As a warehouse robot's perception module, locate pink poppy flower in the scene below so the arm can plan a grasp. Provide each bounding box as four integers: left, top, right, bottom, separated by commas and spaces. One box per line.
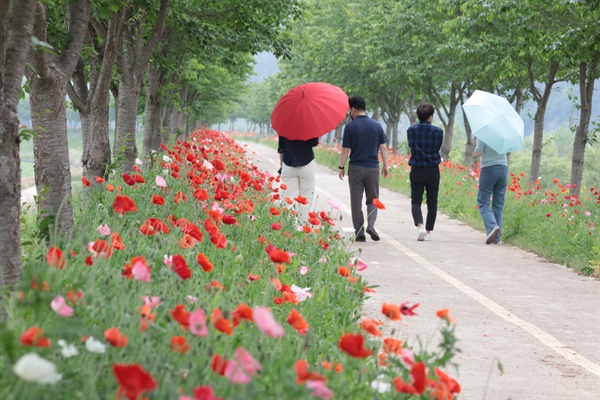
328, 198, 343, 211
224, 347, 262, 384
96, 224, 111, 235
253, 307, 285, 338
306, 379, 334, 400
141, 296, 162, 308
155, 175, 167, 187
299, 266, 309, 275
163, 255, 173, 266
51, 295, 74, 317
186, 295, 198, 304
291, 285, 313, 302
189, 309, 209, 337
585, 211, 592, 217
135, 158, 144, 165
132, 261, 151, 283
350, 257, 368, 271
203, 160, 214, 170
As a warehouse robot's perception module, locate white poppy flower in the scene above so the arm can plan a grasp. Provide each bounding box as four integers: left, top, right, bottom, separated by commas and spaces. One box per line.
85, 337, 106, 354
57, 340, 79, 358
13, 352, 62, 384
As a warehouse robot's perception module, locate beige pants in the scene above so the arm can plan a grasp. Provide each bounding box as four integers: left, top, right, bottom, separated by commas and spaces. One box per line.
281, 160, 316, 223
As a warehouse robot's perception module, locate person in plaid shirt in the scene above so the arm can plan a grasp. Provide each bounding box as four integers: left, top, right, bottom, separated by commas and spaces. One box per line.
407, 103, 444, 241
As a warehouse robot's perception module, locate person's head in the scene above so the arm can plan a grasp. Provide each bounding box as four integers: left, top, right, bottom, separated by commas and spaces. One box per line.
416, 103, 435, 122
348, 96, 366, 120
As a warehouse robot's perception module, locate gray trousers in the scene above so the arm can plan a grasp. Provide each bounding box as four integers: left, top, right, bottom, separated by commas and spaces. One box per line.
348, 164, 380, 236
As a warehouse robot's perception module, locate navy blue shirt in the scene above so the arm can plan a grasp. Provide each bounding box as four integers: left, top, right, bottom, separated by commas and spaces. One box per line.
278, 136, 319, 167
407, 121, 443, 168
342, 115, 387, 168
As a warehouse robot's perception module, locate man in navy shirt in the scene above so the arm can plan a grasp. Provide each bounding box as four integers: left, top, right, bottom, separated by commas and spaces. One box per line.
407, 103, 443, 241
338, 96, 389, 242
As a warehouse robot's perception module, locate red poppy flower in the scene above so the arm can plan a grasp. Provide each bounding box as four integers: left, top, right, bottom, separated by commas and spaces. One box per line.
287, 309, 309, 335
383, 337, 403, 355
338, 333, 373, 358
20, 326, 51, 347
211, 354, 228, 376
95, 176, 105, 183
174, 190, 187, 203
338, 266, 351, 277
393, 377, 418, 395
410, 362, 427, 394
172, 254, 192, 280
182, 221, 203, 242
212, 158, 225, 170
106, 183, 115, 192
433, 368, 461, 397
46, 246, 66, 269
294, 195, 308, 205
122, 173, 136, 186
232, 303, 254, 326
194, 188, 210, 201
400, 302, 420, 316
373, 198, 386, 209
132, 173, 145, 183
113, 195, 138, 215
170, 335, 190, 354
89, 239, 112, 258
112, 363, 157, 400
197, 253, 214, 272
268, 248, 290, 263
105, 327, 128, 348
178, 234, 196, 249
294, 360, 326, 384
269, 207, 281, 216
271, 223, 281, 230
211, 309, 233, 335
361, 318, 384, 336
82, 176, 91, 187
382, 303, 402, 321
222, 215, 237, 225
110, 232, 126, 250
170, 304, 190, 330
151, 194, 165, 205
436, 308, 456, 322
85, 255, 93, 266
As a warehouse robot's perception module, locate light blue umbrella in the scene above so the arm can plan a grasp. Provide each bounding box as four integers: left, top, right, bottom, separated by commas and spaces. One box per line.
462, 90, 524, 154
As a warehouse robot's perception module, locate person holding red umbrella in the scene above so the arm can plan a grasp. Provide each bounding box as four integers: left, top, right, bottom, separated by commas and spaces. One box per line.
338, 95, 389, 242
278, 136, 319, 222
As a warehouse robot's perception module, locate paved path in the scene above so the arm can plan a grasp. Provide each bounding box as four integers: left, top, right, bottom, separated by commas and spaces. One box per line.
242, 141, 600, 400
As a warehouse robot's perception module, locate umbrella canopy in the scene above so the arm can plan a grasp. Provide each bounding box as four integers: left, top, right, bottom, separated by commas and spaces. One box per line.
462, 90, 524, 154
271, 82, 348, 141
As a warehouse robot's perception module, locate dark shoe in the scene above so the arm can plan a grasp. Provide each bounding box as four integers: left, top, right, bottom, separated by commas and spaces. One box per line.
486, 226, 500, 244
366, 227, 380, 241
354, 235, 366, 242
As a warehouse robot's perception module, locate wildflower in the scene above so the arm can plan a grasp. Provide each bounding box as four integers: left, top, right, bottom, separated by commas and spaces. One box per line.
181, 386, 222, 400
400, 302, 420, 316
338, 266, 351, 277
132, 259, 152, 283
196, 253, 214, 272
87, 239, 112, 258
13, 353, 62, 384
383, 338, 403, 355
224, 347, 262, 384
382, 303, 402, 321
287, 309, 309, 335
268, 248, 291, 263
20, 326, 50, 347
155, 175, 167, 187
85, 337, 106, 353
110, 232, 126, 250
46, 246, 66, 269
253, 307, 285, 338
211, 354, 228, 376
112, 363, 157, 400
189, 309, 209, 337
291, 285, 313, 302
113, 194, 138, 215
328, 197, 343, 211
170, 336, 190, 354
151, 194, 165, 205
361, 318, 384, 336
50, 295, 74, 317
178, 234, 196, 249
82, 176, 91, 186
306, 380, 334, 400
295, 195, 308, 204
171, 304, 191, 330
96, 223, 111, 235
211, 309, 233, 335
436, 308, 456, 322
172, 254, 192, 280
232, 303, 254, 326
104, 327, 128, 348
338, 333, 373, 358
57, 339, 79, 358
299, 266, 309, 275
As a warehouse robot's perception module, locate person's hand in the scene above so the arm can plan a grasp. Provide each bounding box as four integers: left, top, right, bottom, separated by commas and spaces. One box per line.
338, 169, 345, 180
278, 167, 282, 176
382, 166, 389, 178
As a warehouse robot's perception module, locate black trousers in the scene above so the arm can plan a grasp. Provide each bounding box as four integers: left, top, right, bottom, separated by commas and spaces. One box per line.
409, 166, 440, 231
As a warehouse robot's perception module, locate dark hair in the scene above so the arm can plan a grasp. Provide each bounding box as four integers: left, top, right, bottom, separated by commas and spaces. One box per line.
348, 95, 366, 111
416, 103, 435, 122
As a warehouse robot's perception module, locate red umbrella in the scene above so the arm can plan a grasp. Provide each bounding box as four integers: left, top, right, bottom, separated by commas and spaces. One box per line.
270, 82, 348, 141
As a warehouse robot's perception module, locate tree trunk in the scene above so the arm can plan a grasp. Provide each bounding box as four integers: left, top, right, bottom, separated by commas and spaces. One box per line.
529, 62, 559, 183
143, 63, 161, 156
26, 0, 91, 235
570, 61, 597, 196
114, 74, 140, 172
0, 0, 37, 296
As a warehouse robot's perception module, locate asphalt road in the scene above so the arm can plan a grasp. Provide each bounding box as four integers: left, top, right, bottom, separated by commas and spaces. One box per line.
243, 140, 600, 400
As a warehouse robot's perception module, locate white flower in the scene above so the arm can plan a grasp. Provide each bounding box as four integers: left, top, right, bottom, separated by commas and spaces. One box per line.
57, 340, 79, 358
291, 285, 313, 302
85, 337, 106, 354
370, 375, 392, 393
13, 352, 62, 384
163, 155, 173, 163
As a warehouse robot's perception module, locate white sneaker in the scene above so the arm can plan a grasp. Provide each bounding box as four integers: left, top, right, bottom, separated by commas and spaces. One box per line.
486, 226, 500, 244
417, 226, 426, 241
424, 234, 432, 241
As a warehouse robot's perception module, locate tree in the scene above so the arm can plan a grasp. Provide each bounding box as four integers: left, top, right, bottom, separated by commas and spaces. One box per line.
0, 0, 37, 298
25, 0, 92, 235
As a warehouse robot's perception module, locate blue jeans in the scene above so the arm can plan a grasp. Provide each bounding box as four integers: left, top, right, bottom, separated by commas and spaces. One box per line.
477, 165, 508, 243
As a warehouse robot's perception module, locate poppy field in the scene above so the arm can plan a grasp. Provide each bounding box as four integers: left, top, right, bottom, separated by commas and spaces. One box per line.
2, 128, 461, 399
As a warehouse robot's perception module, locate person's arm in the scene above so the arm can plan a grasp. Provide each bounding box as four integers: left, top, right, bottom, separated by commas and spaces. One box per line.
307, 137, 319, 147
338, 147, 350, 180
474, 138, 483, 159
379, 144, 389, 177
